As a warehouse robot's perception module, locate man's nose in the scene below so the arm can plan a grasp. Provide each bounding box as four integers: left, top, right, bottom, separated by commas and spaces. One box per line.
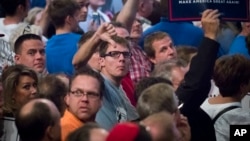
35, 52, 44, 59
83, 6, 88, 12
80, 93, 89, 102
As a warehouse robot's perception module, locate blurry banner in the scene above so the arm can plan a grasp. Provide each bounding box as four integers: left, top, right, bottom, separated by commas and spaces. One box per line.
169, 0, 249, 21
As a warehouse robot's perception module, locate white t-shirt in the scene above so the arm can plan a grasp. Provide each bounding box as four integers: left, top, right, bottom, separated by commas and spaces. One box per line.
78, 6, 111, 33
0, 117, 20, 141
201, 99, 250, 141
0, 18, 19, 42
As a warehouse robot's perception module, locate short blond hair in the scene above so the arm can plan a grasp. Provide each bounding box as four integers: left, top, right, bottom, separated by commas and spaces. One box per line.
136, 83, 178, 119
142, 112, 176, 141
24, 7, 44, 25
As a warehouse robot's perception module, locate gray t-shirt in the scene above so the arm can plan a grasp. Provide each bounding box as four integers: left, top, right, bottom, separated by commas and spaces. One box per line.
95, 74, 139, 130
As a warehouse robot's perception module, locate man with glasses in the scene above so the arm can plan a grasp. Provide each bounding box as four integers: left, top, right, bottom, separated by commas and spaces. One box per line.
61, 67, 104, 141
96, 35, 139, 130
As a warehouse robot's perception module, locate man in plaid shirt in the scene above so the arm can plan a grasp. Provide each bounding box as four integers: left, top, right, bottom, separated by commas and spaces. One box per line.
129, 40, 152, 85
125, 17, 152, 85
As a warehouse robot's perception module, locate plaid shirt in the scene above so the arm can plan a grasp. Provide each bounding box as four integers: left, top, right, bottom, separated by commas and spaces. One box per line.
130, 44, 152, 85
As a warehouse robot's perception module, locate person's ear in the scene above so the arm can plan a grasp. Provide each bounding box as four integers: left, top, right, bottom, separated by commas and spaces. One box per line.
14, 54, 20, 64
149, 57, 156, 64
138, 1, 144, 11
65, 94, 70, 106
65, 15, 72, 25
46, 126, 55, 140
99, 57, 105, 68
98, 98, 102, 110
16, 4, 24, 13
240, 84, 249, 97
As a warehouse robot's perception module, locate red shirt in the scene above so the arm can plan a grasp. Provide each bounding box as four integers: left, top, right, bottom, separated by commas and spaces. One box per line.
121, 73, 136, 107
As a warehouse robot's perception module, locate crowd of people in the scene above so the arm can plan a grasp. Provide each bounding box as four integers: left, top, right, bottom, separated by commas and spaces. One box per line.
1, 0, 250, 141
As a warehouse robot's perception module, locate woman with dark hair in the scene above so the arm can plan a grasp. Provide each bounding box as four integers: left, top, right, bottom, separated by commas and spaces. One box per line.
1, 64, 38, 140
2, 65, 38, 116
201, 54, 250, 141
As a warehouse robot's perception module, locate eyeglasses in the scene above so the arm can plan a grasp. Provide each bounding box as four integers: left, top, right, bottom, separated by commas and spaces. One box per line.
70, 89, 100, 99
101, 51, 132, 59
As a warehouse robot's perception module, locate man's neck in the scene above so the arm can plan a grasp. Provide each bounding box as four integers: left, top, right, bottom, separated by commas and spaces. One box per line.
240, 30, 248, 36
137, 12, 146, 19
55, 27, 72, 35
3, 15, 22, 25
130, 38, 139, 45
108, 76, 121, 87
101, 71, 121, 87
208, 94, 242, 104
85, 116, 96, 122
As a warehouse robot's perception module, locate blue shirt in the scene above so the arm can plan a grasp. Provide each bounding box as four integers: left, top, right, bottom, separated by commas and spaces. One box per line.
228, 35, 250, 59
30, 0, 46, 8
46, 33, 80, 76
101, 0, 123, 15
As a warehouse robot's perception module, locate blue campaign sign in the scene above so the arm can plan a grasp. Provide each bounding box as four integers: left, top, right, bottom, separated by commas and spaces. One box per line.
169, 0, 249, 21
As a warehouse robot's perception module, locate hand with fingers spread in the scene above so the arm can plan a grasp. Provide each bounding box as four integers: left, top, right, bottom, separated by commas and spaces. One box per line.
96, 23, 117, 47
201, 9, 221, 40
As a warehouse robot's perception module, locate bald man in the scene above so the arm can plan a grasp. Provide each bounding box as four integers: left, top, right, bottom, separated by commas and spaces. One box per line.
141, 112, 182, 141
15, 99, 61, 141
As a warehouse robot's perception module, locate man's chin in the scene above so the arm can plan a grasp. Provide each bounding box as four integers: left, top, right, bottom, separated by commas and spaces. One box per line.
77, 114, 92, 121
79, 16, 87, 22
34, 68, 45, 73
115, 72, 128, 79
97, 2, 105, 6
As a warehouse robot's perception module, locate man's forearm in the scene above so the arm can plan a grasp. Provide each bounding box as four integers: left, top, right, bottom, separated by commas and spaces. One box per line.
38, 3, 50, 37
116, 0, 139, 31
72, 33, 101, 68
